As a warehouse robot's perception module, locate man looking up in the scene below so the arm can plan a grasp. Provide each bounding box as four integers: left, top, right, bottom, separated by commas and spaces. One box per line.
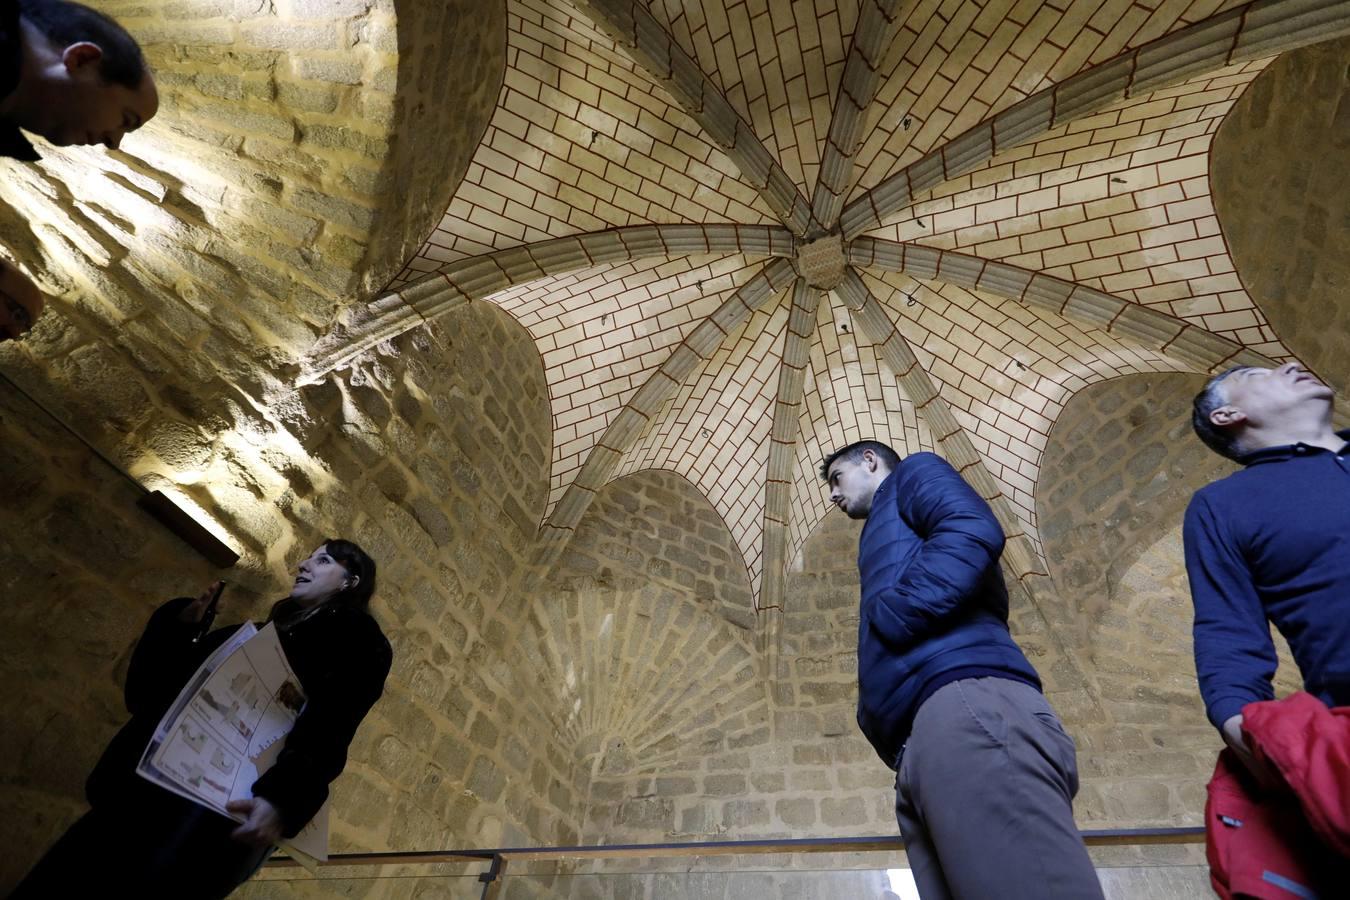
1186, 362, 1350, 779
0, 0, 158, 160
821, 441, 1101, 899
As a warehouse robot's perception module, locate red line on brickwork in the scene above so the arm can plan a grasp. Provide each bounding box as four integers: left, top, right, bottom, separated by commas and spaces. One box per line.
1060, 285, 1079, 316
1105, 301, 1130, 331
862, 190, 884, 232
1153, 320, 1192, 357
974, 257, 990, 285
575, 236, 599, 267
1225, 5, 1251, 68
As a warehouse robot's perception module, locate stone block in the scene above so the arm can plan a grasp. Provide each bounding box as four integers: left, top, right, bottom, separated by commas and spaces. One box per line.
750, 771, 785, 794
467, 755, 506, 803
656, 777, 696, 796
820, 796, 868, 827
615, 796, 674, 831
678, 804, 711, 834
721, 799, 769, 829
239, 20, 342, 51
776, 798, 816, 828
703, 774, 746, 797
469, 715, 499, 751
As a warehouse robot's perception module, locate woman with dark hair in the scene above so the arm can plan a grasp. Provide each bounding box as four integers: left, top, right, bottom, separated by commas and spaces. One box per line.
13, 539, 393, 899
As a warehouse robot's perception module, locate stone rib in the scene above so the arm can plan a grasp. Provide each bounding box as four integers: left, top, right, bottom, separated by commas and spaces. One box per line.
833, 268, 1044, 579
535, 257, 800, 571
809, 0, 905, 229
573, 0, 814, 235
302, 224, 795, 382
760, 279, 822, 617
840, 0, 1350, 238
849, 238, 1279, 373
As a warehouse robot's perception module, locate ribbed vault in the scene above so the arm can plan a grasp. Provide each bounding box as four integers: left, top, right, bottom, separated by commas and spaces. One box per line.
308, 0, 1350, 649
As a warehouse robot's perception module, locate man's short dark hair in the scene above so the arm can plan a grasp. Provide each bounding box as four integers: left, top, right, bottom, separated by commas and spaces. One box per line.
19, 0, 147, 89
819, 440, 901, 481
1191, 366, 1254, 461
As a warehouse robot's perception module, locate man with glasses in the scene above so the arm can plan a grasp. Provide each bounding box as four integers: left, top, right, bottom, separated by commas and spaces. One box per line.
1187, 363, 1350, 779
1186, 363, 1350, 892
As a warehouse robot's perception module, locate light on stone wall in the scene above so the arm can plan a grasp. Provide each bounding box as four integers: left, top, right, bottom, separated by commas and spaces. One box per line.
0, 371, 240, 568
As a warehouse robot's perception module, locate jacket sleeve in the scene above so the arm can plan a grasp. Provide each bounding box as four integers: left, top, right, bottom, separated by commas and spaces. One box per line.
1183, 493, 1277, 730
124, 596, 201, 717
867, 453, 1006, 648
251, 632, 392, 838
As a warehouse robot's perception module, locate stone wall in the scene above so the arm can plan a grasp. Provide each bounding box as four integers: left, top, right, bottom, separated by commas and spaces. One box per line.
1036, 371, 1232, 635
534, 371, 1298, 859
5, 325, 1265, 894
1035, 372, 1300, 825
546, 471, 769, 841
0, 382, 220, 886
0, 302, 577, 891
0, 0, 504, 391
369, 0, 506, 293
1212, 35, 1350, 393
561, 489, 1099, 849
3, 2, 1345, 897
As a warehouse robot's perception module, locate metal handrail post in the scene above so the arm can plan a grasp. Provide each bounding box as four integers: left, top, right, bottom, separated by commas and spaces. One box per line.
479, 853, 508, 900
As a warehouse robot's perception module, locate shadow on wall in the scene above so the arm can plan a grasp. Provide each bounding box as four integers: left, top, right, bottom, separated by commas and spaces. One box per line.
374, 0, 507, 294
1212, 35, 1350, 396
1030, 373, 1235, 826
1033, 372, 1300, 824
1036, 371, 1233, 647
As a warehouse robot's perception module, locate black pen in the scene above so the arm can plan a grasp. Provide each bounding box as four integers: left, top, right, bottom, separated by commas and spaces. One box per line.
193, 581, 226, 643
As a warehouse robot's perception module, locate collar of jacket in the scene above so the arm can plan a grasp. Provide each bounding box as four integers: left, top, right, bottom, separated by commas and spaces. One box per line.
1240, 429, 1350, 467
864, 467, 899, 522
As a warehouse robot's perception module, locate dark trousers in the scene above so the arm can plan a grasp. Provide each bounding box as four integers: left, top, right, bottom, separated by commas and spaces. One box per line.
894, 677, 1104, 900
11, 794, 272, 900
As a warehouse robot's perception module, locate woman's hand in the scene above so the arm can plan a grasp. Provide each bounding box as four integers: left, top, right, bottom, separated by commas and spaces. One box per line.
178, 581, 223, 625
226, 796, 284, 847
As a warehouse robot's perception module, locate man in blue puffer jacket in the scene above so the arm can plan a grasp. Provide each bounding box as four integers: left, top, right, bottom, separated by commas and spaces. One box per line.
822, 440, 1101, 899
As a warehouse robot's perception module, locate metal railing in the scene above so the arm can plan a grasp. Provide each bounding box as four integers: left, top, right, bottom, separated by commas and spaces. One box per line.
263, 827, 1206, 898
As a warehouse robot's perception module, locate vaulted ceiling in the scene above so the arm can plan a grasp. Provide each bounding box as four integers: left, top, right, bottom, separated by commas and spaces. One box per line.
2, 4, 1340, 606
298, 0, 1348, 618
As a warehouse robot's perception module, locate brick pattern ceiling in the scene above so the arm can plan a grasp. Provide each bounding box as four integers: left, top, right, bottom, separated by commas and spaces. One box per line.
310, 0, 1350, 613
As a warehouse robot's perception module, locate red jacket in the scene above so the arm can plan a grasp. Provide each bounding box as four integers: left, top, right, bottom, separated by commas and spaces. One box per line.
1205, 693, 1350, 899
1244, 691, 1350, 857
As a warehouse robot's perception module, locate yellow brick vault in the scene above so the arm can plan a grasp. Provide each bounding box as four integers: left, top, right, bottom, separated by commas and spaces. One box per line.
1, 0, 1349, 893
318, 0, 1345, 617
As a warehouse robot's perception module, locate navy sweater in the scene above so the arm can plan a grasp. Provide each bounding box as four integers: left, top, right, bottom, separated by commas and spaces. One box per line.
1183, 432, 1350, 729
856, 453, 1040, 766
